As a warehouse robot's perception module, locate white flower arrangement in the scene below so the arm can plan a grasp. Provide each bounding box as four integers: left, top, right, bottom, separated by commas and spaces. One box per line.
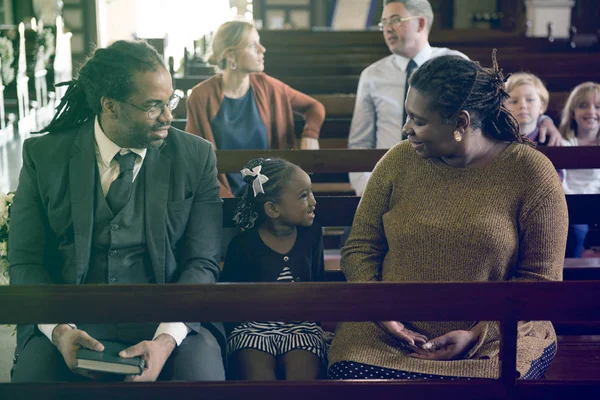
0, 37, 15, 86
0, 191, 15, 285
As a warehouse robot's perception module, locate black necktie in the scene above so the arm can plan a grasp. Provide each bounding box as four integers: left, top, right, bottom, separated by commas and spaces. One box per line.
402, 59, 418, 129
106, 152, 137, 215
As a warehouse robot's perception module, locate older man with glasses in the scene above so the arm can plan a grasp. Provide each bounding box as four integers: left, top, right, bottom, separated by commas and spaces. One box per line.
347, 0, 561, 197
348, 0, 467, 197
9, 40, 225, 383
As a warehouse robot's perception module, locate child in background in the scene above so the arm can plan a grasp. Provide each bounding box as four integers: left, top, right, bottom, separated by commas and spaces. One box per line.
505, 72, 550, 144
559, 82, 600, 258
220, 158, 326, 380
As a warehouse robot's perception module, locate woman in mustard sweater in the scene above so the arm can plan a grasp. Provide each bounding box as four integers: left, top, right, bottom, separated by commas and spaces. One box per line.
328, 54, 568, 380
185, 21, 325, 198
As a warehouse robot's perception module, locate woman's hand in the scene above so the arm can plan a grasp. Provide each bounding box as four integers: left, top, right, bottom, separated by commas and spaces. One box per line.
409, 330, 478, 360
377, 321, 428, 347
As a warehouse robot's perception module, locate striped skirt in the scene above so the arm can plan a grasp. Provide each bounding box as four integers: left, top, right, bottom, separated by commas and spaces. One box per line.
227, 320, 327, 362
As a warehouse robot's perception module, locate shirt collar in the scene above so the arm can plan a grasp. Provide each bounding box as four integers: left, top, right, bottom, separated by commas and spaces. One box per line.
393, 43, 432, 72
94, 116, 147, 167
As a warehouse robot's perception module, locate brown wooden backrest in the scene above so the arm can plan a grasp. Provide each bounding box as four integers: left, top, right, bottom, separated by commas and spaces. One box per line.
1, 281, 599, 399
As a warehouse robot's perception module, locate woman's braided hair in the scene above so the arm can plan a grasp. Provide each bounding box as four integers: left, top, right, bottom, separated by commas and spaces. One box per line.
233, 158, 299, 230
37, 40, 164, 134
409, 50, 534, 147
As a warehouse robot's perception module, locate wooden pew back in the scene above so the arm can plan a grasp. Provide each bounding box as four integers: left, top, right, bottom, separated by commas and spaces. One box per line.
1, 281, 599, 399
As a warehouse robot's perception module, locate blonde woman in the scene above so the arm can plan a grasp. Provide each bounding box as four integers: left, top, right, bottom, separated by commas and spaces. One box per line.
559, 82, 600, 257
505, 72, 550, 144
185, 21, 325, 198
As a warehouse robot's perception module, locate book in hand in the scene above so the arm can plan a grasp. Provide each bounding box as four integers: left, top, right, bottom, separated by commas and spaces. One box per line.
76, 340, 145, 375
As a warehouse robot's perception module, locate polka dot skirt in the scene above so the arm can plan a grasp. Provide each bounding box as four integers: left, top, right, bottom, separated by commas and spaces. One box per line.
328, 361, 475, 380
521, 341, 556, 380
328, 341, 557, 381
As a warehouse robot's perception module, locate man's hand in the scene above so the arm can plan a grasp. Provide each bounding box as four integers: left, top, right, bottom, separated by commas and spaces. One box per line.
300, 137, 320, 150
52, 324, 105, 378
120, 333, 176, 382
377, 321, 428, 347
409, 330, 478, 360
539, 117, 562, 146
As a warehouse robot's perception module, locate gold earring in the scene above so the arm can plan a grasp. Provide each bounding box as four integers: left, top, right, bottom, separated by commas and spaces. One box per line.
453, 130, 463, 142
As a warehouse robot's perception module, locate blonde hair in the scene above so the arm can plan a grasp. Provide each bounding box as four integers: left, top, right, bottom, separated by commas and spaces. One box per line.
559, 81, 600, 140
206, 21, 255, 70
505, 72, 549, 113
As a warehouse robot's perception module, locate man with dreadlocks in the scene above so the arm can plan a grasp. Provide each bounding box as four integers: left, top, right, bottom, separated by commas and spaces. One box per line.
8, 40, 225, 382
328, 54, 568, 380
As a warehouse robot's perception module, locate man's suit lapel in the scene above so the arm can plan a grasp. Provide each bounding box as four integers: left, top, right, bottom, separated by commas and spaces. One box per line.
69, 122, 96, 283
144, 146, 170, 283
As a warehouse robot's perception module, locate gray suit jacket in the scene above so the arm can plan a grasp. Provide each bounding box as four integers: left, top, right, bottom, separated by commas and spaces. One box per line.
8, 120, 224, 351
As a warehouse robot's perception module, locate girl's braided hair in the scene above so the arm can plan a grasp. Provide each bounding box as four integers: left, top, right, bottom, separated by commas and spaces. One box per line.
36, 40, 164, 134
233, 158, 299, 230
409, 50, 534, 147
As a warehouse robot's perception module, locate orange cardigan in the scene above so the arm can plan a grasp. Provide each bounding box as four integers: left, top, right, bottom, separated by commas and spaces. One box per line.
185, 73, 325, 198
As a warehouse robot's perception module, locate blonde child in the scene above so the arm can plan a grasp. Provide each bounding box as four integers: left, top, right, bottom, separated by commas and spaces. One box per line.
505, 72, 550, 144
559, 82, 600, 257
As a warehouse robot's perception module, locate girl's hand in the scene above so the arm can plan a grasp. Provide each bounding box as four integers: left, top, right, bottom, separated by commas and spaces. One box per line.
409, 330, 479, 360
377, 321, 428, 347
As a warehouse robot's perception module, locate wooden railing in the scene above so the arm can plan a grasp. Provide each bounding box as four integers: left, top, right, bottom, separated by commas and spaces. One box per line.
0, 281, 599, 399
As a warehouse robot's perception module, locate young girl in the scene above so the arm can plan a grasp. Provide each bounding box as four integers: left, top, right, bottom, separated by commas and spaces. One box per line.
559, 82, 600, 257
220, 158, 326, 380
505, 72, 550, 144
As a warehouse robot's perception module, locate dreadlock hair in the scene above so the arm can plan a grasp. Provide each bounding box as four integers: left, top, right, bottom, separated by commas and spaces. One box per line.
36, 40, 165, 134
233, 158, 300, 230
409, 50, 534, 147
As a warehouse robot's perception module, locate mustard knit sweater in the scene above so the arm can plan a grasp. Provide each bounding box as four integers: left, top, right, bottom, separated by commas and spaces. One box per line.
328, 141, 568, 378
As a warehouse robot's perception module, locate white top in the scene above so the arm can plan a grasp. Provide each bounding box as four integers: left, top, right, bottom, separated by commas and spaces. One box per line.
348, 43, 468, 195
561, 137, 600, 194
38, 118, 189, 346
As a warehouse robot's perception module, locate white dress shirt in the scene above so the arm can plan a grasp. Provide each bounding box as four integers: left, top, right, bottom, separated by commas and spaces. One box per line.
348, 43, 468, 195
39, 117, 190, 346
561, 137, 600, 194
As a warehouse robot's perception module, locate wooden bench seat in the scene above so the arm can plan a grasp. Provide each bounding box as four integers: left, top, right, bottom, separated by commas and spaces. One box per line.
1, 282, 599, 398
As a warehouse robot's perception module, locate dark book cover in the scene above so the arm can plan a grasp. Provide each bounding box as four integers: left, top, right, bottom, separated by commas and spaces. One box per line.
76, 340, 145, 375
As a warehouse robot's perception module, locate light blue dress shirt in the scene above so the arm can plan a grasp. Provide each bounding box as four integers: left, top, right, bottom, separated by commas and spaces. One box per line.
348, 43, 468, 195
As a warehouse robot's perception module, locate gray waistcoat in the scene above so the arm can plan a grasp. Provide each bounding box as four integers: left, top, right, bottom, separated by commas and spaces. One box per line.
79, 164, 158, 342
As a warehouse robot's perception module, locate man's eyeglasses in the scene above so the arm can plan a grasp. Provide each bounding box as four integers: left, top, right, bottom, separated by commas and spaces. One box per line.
378, 15, 421, 31
122, 93, 181, 120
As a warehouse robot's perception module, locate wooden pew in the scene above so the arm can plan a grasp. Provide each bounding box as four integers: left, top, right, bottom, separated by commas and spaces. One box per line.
1, 281, 599, 398
257, 29, 595, 52
172, 92, 571, 149
215, 147, 600, 280
214, 146, 600, 173
175, 74, 598, 95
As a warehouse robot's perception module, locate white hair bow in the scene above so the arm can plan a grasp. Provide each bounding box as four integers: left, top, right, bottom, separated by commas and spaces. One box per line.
241, 165, 269, 197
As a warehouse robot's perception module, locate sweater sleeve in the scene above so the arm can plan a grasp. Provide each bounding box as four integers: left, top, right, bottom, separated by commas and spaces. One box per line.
340, 153, 393, 282
466, 172, 567, 359
514, 184, 568, 283
313, 226, 325, 282
219, 235, 244, 283
184, 89, 205, 137
185, 87, 235, 198
281, 81, 325, 140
